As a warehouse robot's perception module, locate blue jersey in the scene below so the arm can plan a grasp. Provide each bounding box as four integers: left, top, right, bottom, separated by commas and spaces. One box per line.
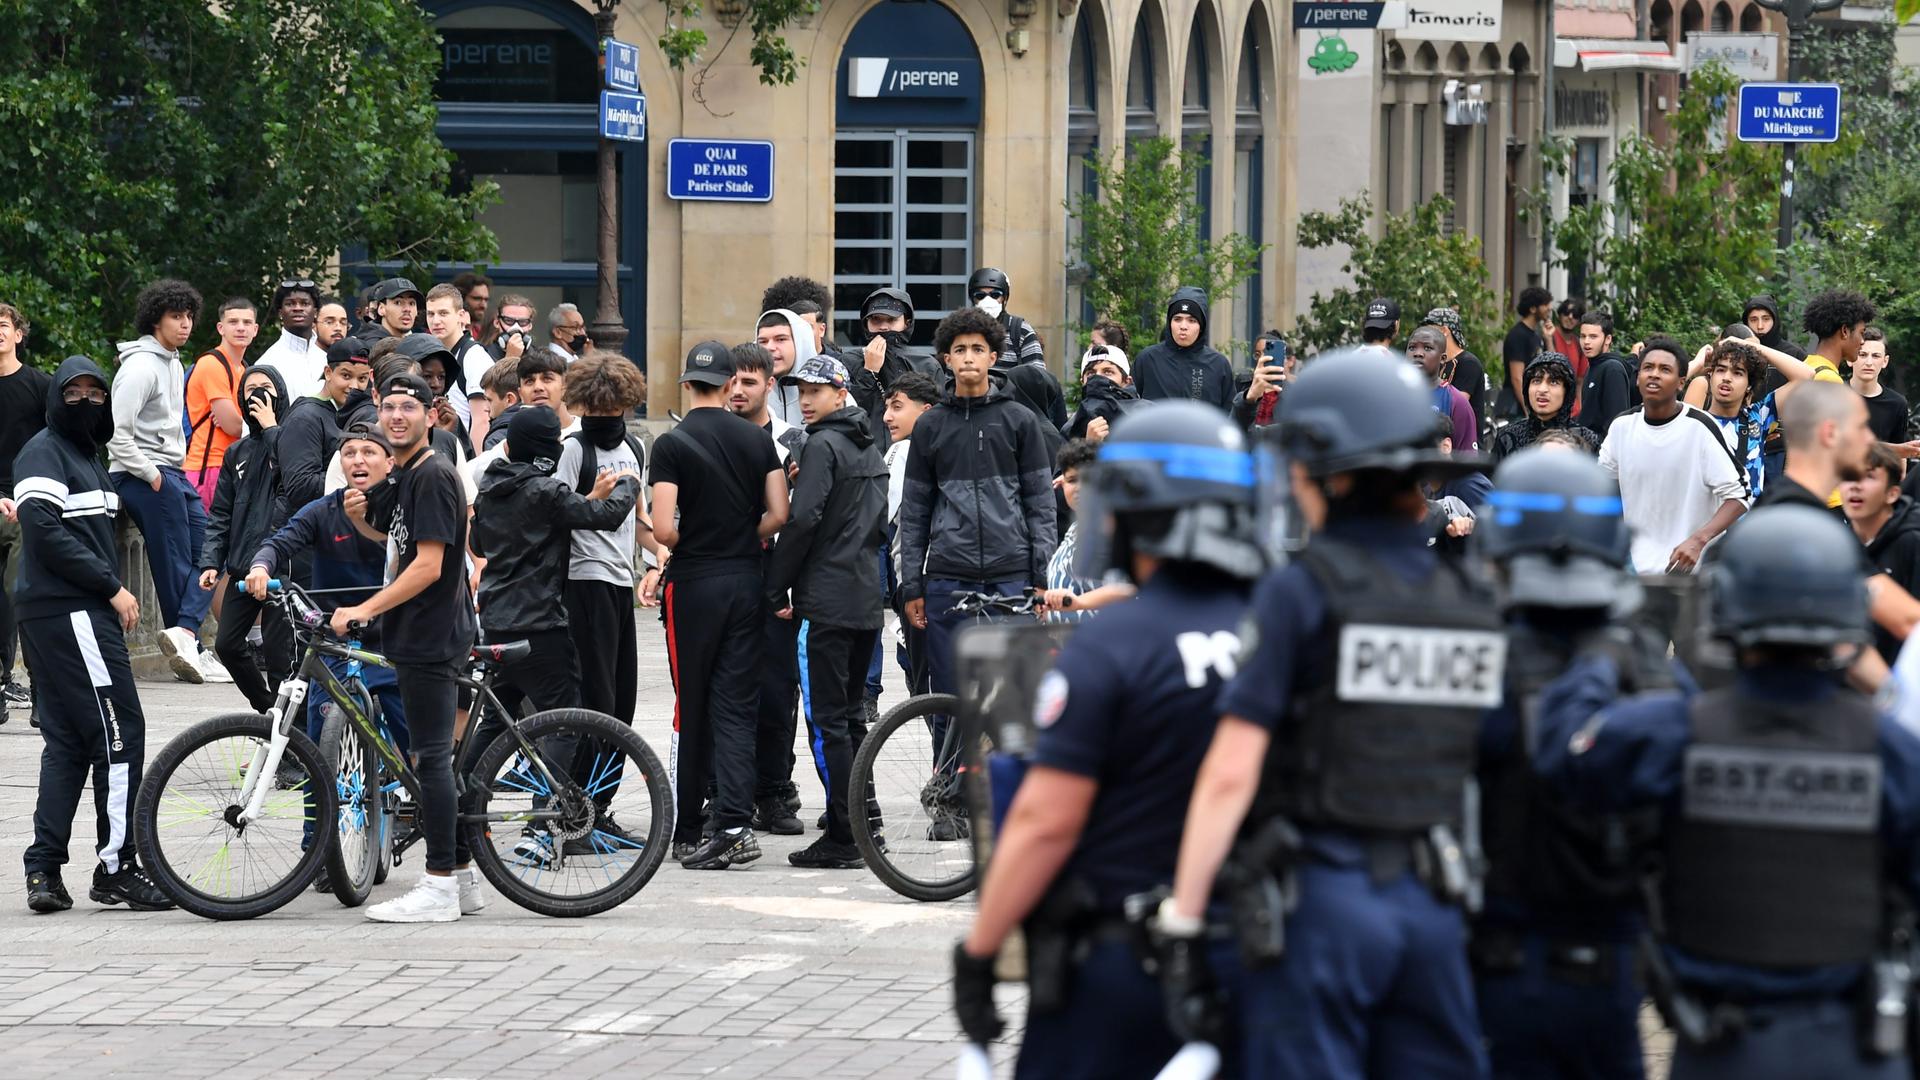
1031, 566, 1249, 909
1535, 658, 1920, 1001
1709, 393, 1776, 498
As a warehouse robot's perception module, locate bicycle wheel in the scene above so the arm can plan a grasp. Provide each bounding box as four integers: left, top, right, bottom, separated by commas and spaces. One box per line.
465, 709, 671, 917
135, 712, 337, 920
850, 693, 980, 902
318, 698, 381, 907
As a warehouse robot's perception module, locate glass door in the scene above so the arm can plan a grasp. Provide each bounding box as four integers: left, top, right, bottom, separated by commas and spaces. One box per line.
832, 130, 975, 351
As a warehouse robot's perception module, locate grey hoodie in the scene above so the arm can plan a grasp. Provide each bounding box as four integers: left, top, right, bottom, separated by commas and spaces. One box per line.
107, 335, 187, 482
759, 307, 817, 428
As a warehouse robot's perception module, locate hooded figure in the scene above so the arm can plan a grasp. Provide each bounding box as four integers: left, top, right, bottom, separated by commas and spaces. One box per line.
760, 307, 818, 428
199, 364, 295, 713
15, 356, 122, 621
1491, 352, 1599, 461
1129, 287, 1235, 409
848, 287, 938, 447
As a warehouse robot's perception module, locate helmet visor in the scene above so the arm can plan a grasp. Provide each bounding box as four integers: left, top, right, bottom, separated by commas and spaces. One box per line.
1253, 438, 1307, 564
1069, 465, 1120, 582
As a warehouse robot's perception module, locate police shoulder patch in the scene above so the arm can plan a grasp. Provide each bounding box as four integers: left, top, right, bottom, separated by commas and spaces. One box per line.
1034, 669, 1069, 730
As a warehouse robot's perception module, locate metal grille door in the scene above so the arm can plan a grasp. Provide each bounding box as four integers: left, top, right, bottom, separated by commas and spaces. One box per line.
832, 130, 975, 350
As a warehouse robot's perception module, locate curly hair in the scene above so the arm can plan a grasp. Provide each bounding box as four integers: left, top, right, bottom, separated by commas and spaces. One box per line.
134, 278, 203, 337
934, 306, 1008, 359
1090, 319, 1131, 353
1057, 438, 1100, 476
1802, 289, 1877, 341
1704, 340, 1766, 406
761, 276, 833, 317
563, 350, 647, 414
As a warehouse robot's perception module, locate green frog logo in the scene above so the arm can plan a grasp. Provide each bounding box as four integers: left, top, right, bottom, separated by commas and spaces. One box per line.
1308, 33, 1359, 75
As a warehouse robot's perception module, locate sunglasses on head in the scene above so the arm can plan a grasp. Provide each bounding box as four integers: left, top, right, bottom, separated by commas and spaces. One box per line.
279, 278, 318, 291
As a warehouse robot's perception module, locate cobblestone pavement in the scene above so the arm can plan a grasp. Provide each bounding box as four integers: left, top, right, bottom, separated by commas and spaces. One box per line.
0, 615, 1022, 1079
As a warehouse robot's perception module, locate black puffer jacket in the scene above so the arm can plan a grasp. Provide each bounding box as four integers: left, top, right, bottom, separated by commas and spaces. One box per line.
1131, 286, 1235, 408
898, 380, 1058, 600
765, 406, 889, 629
201, 366, 291, 574
276, 392, 346, 517
1064, 375, 1147, 439
471, 458, 639, 633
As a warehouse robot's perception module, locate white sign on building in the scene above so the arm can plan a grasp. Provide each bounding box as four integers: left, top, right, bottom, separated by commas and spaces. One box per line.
1686, 32, 1780, 82
1400, 0, 1502, 43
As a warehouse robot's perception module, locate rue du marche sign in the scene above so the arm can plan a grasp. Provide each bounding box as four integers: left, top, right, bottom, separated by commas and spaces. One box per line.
1736, 82, 1841, 144
599, 37, 645, 142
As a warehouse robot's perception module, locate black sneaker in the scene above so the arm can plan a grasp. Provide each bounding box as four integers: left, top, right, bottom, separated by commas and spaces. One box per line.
788, 837, 864, 870
752, 798, 803, 836
671, 840, 700, 862
817, 811, 828, 831
565, 813, 643, 856
682, 828, 762, 870
90, 863, 175, 911
927, 807, 972, 842
26, 871, 71, 913
778, 782, 801, 817
4, 678, 31, 708
312, 866, 334, 894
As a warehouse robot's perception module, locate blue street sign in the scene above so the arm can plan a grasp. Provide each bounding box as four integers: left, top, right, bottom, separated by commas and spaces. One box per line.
599, 91, 646, 143
667, 139, 775, 203
1735, 82, 1841, 144
603, 38, 641, 93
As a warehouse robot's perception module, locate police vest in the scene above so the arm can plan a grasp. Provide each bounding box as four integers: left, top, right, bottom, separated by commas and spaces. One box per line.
1259, 539, 1506, 833
1481, 623, 1666, 915
1664, 686, 1884, 969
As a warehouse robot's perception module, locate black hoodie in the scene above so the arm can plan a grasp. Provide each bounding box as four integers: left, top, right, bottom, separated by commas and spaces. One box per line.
12, 356, 124, 621
471, 456, 640, 634
1130, 287, 1235, 408
1744, 294, 1808, 401
1491, 355, 1599, 460
1578, 349, 1634, 439
898, 379, 1057, 599
1063, 374, 1146, 440
1865, 495, 1920, 662
277, 388, 356, 516
765, 405, 889, 629
201, 366, 291, 574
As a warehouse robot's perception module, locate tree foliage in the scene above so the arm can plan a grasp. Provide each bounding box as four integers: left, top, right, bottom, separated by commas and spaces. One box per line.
1066, 137, 1266, 357
1292, 195, 1502, 371
1539, 65, 1778, 353
0, 0, 497, 366
656, 0, 820, 87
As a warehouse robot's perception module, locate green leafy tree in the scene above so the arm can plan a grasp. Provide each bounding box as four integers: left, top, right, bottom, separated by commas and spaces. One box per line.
1066, 137, 1266, 358
655, 0, 820, 86
1536, 65, 1778, 353
1292, 194, 1502, 372
0, 0, 498, 366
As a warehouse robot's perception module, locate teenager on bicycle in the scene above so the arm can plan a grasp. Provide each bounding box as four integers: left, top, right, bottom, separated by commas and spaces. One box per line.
329, 374, 479, 922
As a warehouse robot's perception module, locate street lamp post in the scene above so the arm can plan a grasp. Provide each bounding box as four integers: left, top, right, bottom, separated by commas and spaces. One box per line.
591, 0, 630, 356
1752, 0, 1845, 255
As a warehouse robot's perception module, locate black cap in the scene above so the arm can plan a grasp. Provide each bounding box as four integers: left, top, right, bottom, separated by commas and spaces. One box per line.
380, 372, 433, 403
1363, 297, 1401, 331
393, 332, 455, 368
373, 277, 425, 306
338, 421, 394, 455
681, 340, 735, 387
325, 338, 372, 367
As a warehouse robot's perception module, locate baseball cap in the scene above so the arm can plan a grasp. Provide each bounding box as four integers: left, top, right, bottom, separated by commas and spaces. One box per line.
781, 354, 850, 389
380, 372, 433, 404
1080, 344, 1131, 379
1363, 297, 1401, 331
373, 277, 425, 306
338, 421, 394, 454
393, 332, 455, 368
325, 337, 372, 367
681, 340, 736, 387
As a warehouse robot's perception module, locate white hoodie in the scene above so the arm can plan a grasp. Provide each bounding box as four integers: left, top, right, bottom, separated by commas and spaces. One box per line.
758, 307, 816, 429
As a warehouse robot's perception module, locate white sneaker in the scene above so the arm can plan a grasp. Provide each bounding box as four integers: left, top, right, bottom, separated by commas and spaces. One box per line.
157, 627, 204, 684
198, 650, 234, 684
365, 874, 461, 923
457, 867, 487, 915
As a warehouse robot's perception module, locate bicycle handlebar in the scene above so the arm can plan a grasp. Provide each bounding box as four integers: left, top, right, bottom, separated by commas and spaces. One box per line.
949, 590, 1043, 617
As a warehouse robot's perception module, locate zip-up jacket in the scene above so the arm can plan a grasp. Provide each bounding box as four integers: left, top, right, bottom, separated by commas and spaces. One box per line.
200, 366, 291, 574
898, 379, 1057, 600
252, 491, 391, 647
275, 392, 345, 516
471, 458, 639, 634
14, 357, 124, 621
765, 406, 889, 629
1130, 287, 1235, 408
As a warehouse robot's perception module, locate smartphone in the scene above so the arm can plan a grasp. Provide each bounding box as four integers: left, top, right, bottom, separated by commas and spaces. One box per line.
1262, 339, 1288, 370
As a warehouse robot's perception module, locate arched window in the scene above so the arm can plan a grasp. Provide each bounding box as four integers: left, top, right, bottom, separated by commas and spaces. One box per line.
1651, 0, 1673, 42
1231, 10, 1270, 347
1682, 1, 1705, 37
1740, 4, 1763, 31
1711, 2, 1733, 32
1067, 5, 1102, 327
1183, 14, 1215, 242
1125, 11, 1159, 141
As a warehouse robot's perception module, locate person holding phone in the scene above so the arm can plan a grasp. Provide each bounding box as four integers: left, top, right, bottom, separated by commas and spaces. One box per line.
197, 366, 293, 713
1232, 333, 1292, 432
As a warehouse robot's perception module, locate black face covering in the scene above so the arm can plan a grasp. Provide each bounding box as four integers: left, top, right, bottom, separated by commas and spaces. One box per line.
581, 415, 627, 451
244, 386, 281, 436
64, 402, 111, 452
880, 330, 911, 352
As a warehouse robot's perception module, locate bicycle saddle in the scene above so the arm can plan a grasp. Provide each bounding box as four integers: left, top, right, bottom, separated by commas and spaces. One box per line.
472, 641, 532, 664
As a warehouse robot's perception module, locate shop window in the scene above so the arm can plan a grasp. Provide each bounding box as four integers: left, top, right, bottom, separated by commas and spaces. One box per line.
832, 132, 976, 349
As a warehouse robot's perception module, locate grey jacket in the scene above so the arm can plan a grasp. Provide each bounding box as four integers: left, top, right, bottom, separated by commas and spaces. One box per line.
107, 336, 187, 481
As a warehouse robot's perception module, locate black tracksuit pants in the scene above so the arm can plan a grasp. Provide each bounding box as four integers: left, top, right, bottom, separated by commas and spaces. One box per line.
799, 621, 881, 846
213, 579, 295, 714
22, 608, 148, 877
490, 627, 582, 717
664, 572, 762, 842
566, 579, 637, 725
754, 607, 801, 799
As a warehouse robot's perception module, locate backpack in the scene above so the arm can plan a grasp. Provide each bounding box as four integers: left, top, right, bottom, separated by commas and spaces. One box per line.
185, 349, 238, 481
566, 429, 647, 494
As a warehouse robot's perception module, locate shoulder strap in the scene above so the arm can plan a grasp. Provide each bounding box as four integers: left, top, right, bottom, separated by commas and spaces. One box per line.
567, 431, 598, 494
666, 423, 757, 511
187, 349, 238, 476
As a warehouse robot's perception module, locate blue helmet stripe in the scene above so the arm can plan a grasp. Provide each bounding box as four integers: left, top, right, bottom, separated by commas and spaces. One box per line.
1099, 442, 1256, 487
1485, 491, 1565, 512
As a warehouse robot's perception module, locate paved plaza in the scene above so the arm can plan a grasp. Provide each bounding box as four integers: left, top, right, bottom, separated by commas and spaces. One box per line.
0, 614, 1020, 1079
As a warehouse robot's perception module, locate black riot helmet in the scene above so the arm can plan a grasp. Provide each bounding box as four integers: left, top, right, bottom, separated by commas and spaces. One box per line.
1709, 505, 1870, 650
1275, 347, 1485, 478
968, 267, 1011, 301
858, 287, 915, 342
1074, 401, 1267, 581
1475, 447, 1630, 611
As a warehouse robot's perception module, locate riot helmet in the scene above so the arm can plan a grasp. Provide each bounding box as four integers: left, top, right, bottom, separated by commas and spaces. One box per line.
1708, 504, 1870, 649
1074, 401, 1266, 582
1274, 348, 1485, 478
1476, 447, 1631, 611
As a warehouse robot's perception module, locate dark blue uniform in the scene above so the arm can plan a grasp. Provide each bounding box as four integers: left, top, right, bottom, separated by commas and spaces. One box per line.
1016, 566, 1247, 1080
1536, 660, 1920, 1080
1219, 517, 1488, 1080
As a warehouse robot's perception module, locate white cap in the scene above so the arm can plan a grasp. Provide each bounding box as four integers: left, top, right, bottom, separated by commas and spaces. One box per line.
1080, 345, 1130, 379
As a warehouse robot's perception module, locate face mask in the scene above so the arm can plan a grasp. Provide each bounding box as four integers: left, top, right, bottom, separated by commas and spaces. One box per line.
581, 415, 628, 451
244, 387, 280, 435
880, 329, 911, 351
65, 401, 111, 450
561, 331, 584, 351
975, 296, 1003, 319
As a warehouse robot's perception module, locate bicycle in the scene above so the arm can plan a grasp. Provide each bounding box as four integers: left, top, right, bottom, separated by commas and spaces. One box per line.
133, 580, 672, 920
849, 590, 1052, 902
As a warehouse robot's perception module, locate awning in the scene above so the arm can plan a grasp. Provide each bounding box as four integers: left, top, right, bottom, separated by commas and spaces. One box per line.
1553, 38, 1684, 73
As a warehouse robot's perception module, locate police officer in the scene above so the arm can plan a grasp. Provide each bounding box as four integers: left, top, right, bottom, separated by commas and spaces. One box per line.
951, 402, 1266, 1078
1535, 504, 1920, 1080
1160, 349, 1502, 1078
1473, 447, 1676, 1080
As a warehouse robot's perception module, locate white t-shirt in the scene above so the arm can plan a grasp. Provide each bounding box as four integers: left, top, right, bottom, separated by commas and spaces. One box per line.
457, 340, 492, 403
256, 329, 325, 399
1598, 404, 1751, 574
